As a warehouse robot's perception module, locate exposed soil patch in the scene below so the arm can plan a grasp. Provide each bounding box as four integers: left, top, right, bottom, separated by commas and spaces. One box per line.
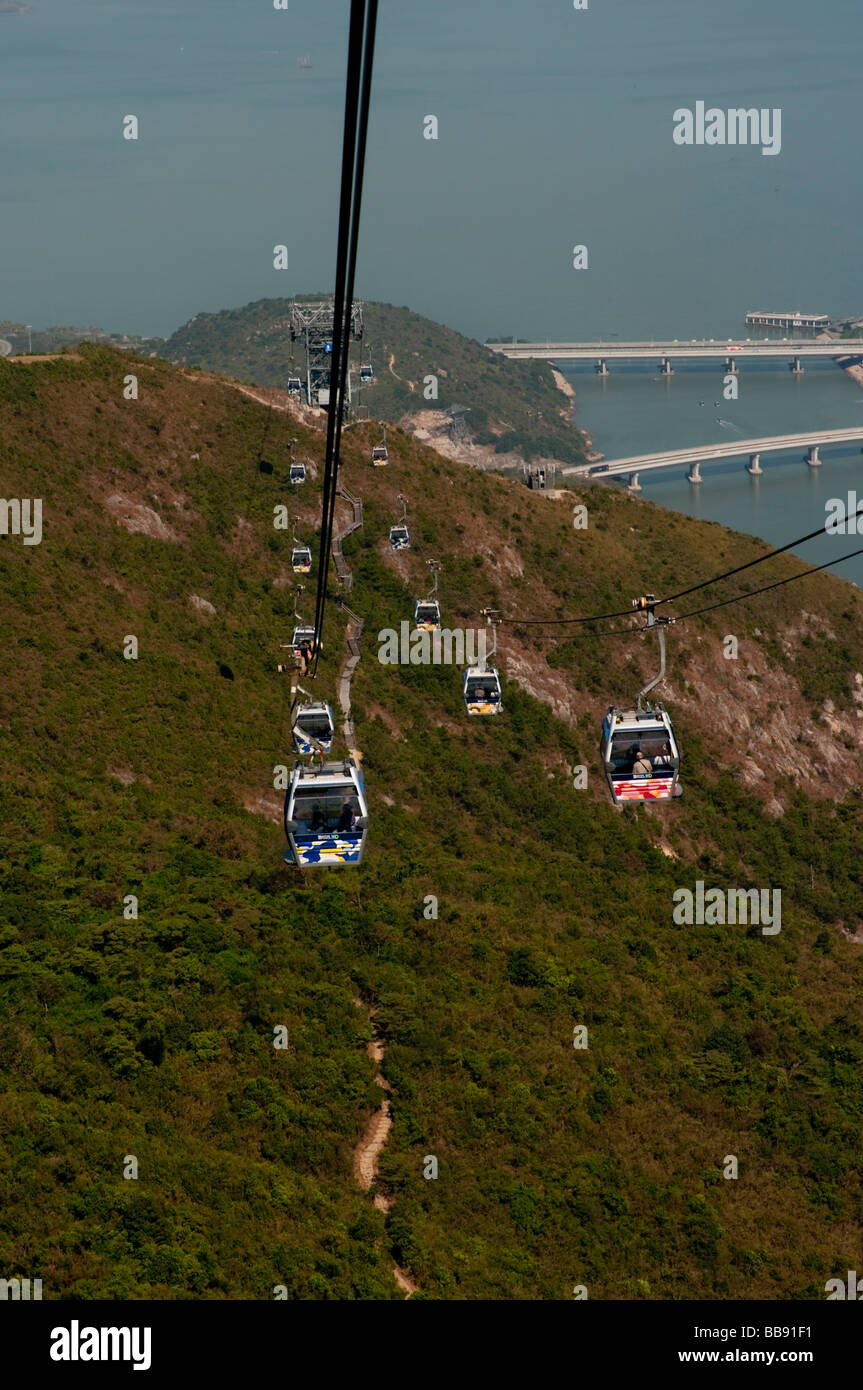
107, 766, 151, 787
367, 702, 405, 739
225, 515, 256, 558
401, 405, 586, 477
838, 921, 863, 943
672, 629, 863, 804
550, 368, 575, 403
101, 572, 128, 595
189, 594, 217, 617
835, 357, 863, 389
483, 542, 524, 580
103, 493, 181, 542
352, 998, 418, 1299
352, 1010, 392, 1195
393, 1266, 420, 1297
242, 791, 283, 824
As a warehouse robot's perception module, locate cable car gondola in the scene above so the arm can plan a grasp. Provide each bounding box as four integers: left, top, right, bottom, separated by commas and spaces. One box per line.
463, 667, 502, 715
371, 424, 388, 466
601, 595, 682, 803
601, 704, 681, 802
414, 560, 441, 630
290, 462, 306, 485
287, 377, 303, 396
388, 495, 410, 550
463, 610, 503, 714
284, 757, 368, 867
359, 362, 374, 383
291, 624, 320, 658
292, 698, 335, 756
414, 599, 440, 631
291, 544, 312, 574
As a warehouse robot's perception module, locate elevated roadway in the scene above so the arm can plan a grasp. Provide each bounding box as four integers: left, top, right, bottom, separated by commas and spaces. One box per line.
488, 339, 863, 365
564, 427, 863, 489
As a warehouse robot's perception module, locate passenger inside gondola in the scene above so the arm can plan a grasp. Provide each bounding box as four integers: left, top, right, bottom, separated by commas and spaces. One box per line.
631, 747, 653, 777
466, 677, 499, 703
609, 730, 677, 775
653, 741, 673, 770
293, 787, 362, 835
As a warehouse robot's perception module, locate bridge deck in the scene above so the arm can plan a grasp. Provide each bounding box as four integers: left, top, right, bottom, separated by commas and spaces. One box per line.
488, 340, 863, 360
564, 427, 863, 478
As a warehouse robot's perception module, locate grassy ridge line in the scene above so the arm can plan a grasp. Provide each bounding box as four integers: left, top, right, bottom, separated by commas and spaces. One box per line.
0, 345, 861, 1299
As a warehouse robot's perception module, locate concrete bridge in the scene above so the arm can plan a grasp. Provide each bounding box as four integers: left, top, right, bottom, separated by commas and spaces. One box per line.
564, 426, 863, 491
487, 339, 863, 374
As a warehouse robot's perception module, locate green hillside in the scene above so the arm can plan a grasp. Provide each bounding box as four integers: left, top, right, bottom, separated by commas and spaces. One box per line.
161, 297, 589, 467
2, 344, 863, 1300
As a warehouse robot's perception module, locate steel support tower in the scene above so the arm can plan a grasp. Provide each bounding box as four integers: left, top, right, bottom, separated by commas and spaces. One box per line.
289, 299, 364, 409
448, 404, 470, 446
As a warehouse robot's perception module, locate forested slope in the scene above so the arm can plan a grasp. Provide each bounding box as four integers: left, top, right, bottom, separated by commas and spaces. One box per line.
1, 345, 861, 1299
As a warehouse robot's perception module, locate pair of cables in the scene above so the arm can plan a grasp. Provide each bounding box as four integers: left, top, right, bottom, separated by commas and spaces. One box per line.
310, 0, 378, 677
493, 505, 863, 636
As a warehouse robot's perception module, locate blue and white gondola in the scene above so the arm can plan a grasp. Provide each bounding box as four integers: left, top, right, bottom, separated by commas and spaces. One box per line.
284, 758, 368, 867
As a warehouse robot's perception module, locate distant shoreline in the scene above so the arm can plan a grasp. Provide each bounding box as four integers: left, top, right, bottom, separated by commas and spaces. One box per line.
835, 356, 863, 390
551, 366, 603, 461
550, 367, 574, 402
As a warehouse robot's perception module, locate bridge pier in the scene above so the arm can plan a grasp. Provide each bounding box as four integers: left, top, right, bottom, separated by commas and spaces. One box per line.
790, 355, 804, 374
659, 357, 674, 376
724, 358, 738, 375
578, 430, 861, 486
595, 358, 609, 376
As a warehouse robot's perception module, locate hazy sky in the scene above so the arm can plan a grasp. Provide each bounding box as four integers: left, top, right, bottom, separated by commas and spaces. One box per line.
1, 0, 860, 339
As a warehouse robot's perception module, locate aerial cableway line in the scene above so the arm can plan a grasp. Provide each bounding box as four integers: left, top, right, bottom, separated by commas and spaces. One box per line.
492, 504, 863, 631
311, 0, 378, 677
283, 0, 377, 870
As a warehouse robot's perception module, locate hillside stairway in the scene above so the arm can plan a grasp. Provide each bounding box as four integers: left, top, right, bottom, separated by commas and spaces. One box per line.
335, 597, 364, 758
332, 482, 363, 591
